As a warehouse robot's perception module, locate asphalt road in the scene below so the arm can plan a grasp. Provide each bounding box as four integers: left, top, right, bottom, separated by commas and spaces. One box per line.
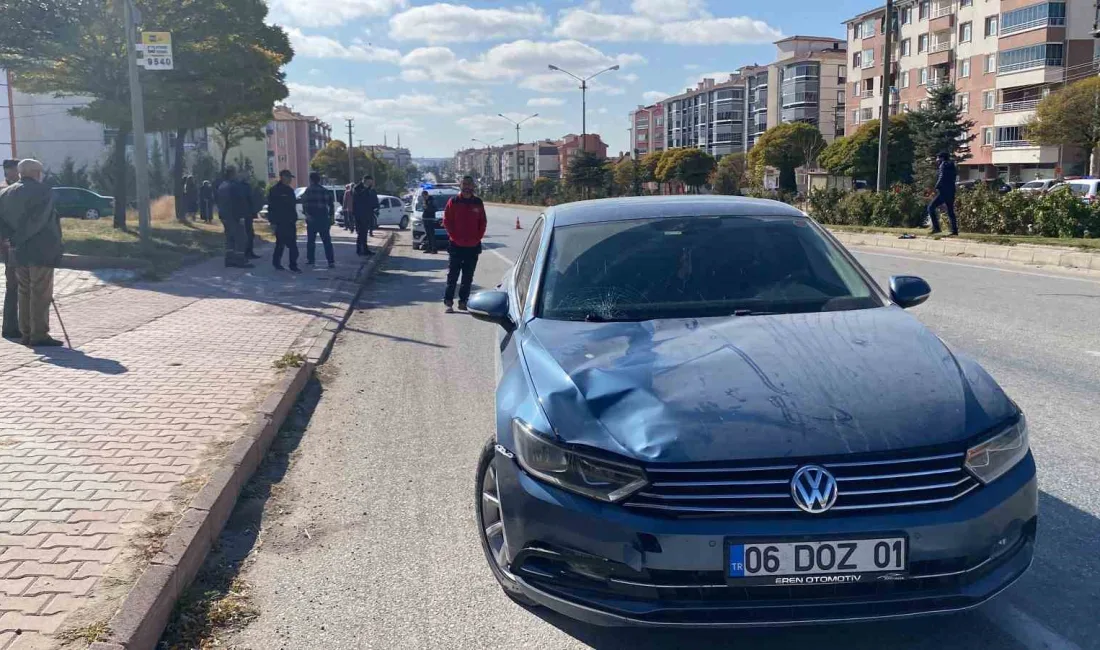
213, 204, 1100, 650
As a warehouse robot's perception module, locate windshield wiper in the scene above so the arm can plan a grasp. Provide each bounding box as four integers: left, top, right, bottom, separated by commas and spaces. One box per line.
732, 309, 777, 317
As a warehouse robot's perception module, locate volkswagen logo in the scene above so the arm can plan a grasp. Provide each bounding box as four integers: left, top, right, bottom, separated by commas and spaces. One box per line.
791, 465, 838, 514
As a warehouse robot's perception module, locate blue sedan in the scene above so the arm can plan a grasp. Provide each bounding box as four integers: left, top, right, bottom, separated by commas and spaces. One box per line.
468, 196, 1036, 627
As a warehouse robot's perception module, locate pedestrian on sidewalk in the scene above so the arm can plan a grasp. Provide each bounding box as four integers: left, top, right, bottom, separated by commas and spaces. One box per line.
199, 180, 215, 224
927, 152, 959, 236
342, 183, 356, 233
183, 175, 199, 221
245, 178, 264, 260
352, 175, 379, 256
0, 159, 64, 346
216, 166, 253, 268
302, 172, 336, 268
268, 169, 300, 272
442, 176, 486, 313
420, 190, 439, 254
1, 159, 21, 340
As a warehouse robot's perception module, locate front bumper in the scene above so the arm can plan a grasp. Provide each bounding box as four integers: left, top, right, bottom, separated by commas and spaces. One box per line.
496, 450, 1037, 627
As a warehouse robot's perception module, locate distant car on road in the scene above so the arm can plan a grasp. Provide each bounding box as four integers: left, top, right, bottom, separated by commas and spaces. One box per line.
468, 195, 1035, 628
375, 195, 409, 229
51, 186, 114, 220
1016, 179, 1059, 194
1052, 179, 1100, 203
411, 188, 459, 250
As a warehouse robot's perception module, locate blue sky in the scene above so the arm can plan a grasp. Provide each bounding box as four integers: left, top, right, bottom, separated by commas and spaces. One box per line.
265, 0, 873, 158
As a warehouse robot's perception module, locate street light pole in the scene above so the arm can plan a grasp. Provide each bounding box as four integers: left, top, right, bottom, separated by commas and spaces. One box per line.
497, 113, 538, 190
548, 64, 620, 154
877, 0, 895, 192
123, 0, 150, 243
472, 137, 502, 186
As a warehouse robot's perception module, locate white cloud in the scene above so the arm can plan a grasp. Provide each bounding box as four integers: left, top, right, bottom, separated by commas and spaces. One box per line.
553, 8, 781, 44
399, 39, 644, 89
643, 90, 670, 103
686, 71, 736, 87
308, 68, 321, 76
457, 113, 564, 136
631, 0, 707, 20
528, 97, 566, 107
390, 3, 546, 44
268, 0, 408, 28
286, 27, 402, 63
465, 89, 492, 107
284, 83, 462, 131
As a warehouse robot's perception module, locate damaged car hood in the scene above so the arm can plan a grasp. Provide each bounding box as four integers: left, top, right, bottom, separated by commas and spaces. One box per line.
522, 308, 1014, 463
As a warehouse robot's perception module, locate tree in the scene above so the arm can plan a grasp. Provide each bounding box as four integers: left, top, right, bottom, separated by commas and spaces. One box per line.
655, 148, 715, 193
533, 177, 557, 202
149, 139, 169, 198
709, 153, 745, 195
1027, 77, 1100, 177
189, 151, 219, 186
640, 150, 665, 192
908, 82, 976, 187
211, 111, 270, 174
0, 0, 291, 228
612, 157, 638, 196
311, 140, 369, 185
747, 122, 825, 193
566, 150, 609, 195
819, 115, 914, 187
52, 157, 91, 189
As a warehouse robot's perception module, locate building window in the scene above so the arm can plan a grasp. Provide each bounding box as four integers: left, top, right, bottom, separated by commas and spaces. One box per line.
960, 21, 972, 42
902, 70, 910, 87
901, 102, 910, 112
901, 7, 913, 24
961, 0, 972, 6
1001, 2, 1066, 35
919, 67, 928, 85
837, 90, 846, 104
901, 38, 911, 56
862, 48, 874, 68
861, 107, 874, 121
853, 51, 862, 68
961, 58, 971, 77
853, 81, 861, 96
983, 90, 996, 109
983, 127, 994, 146
956, 93, 970, 112
996, 125, 1027, 145
861, 18, 876, 38
853, 109, 861, 124
918, 34, 929, 53
985, 16, 998, 36
919, 1, 929, 19
985, 54, 996, 73
998, 43, 1063, 74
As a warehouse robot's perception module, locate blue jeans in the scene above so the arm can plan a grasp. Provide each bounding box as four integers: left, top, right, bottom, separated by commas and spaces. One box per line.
927, 191, 957, 233
306, 217, 334, 264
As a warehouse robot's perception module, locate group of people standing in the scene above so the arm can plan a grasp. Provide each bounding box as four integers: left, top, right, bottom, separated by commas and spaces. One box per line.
214, 166, 264, 268
0, 158, 64, 346
182, 175, 216, 224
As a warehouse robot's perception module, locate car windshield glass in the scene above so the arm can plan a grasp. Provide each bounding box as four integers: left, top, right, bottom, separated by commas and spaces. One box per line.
539, 215, 882, 322
1067, 184, 1089, 196
1021, 181, 1045, 189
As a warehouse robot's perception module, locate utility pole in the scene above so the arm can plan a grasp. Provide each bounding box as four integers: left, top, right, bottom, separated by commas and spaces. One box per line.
123, 0, 151, 243
346, 118, 355, 183
876, 0, 895, 192
548, 64, 620, 155
497, 113, 538, 190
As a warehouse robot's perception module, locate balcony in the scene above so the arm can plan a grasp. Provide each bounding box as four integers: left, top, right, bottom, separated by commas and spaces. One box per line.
930, 40, 951, 53
999, 57, 1063, 75
996, 99, 1040, 112
994, 140, 1032, 149
1001, 15, 1065, 35
931, 3, 953, 19
861, 90, 875, 99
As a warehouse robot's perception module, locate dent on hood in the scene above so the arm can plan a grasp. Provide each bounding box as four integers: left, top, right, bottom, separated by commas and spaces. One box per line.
523, 310, 1015, 463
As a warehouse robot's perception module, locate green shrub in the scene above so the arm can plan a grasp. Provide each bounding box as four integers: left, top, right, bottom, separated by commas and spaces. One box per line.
891, 183, 929, 228
1033, 187, 1088, 238
995, 190, 1037, 236
955, 185, 1001, 234
806, 187, 846, 224
836, 190, 876, 225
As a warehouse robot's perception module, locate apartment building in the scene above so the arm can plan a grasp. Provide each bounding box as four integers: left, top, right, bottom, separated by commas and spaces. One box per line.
558, 134, 609, 172
267, 105, 331, 182
642, 36, 847, 160
629, 102, 666, 156
846, 0, 1095, 181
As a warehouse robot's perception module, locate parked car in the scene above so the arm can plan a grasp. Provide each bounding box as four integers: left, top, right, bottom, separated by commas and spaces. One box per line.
1052, 179, 1100, 203
51, 187, 114, 220
956, 179, 1011, 194
375, 194, 409, 229
411, 188, 459, 250
468, 195, 1035, 627
1016, 179, 1059, 194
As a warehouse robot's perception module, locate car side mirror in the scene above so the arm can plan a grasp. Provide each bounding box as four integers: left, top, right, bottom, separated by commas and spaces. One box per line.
467, 290, 515, 331
889, 275, 931, 309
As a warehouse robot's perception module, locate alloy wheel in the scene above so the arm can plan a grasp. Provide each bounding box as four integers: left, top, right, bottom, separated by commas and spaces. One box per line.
85, 208, 101, 220
480, 458, 508, 569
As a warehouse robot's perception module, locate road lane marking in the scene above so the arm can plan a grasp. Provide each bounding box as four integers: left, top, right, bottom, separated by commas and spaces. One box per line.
489, 249, 514, 266
854, 250, 1100, 285
982, 601, 1083, 650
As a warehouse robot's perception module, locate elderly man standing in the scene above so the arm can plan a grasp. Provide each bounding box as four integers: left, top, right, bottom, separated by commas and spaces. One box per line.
0, 159, 63, 347
1, 159, 20, 339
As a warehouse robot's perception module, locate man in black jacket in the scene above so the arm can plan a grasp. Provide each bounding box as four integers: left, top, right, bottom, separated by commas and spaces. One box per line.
267, 170, 300, 272
352, 175, 379, 256
216, 166, 253, 268
1, 159, 20, 339
926, 152, 958, 236
420, 190, 439, 254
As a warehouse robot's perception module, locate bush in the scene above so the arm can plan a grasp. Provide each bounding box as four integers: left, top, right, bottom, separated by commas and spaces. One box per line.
836, 190, 876, 225
955, 184, 1001, 234
806, 187, 846, 224
1033, 186, 1089, 238
995, 190, 1037, 236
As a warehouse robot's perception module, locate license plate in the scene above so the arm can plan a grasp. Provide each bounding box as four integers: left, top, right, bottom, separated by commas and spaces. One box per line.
727, 537, 907, 586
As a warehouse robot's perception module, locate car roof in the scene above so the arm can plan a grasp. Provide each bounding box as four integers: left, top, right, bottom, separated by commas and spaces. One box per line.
549, 195, 807, 227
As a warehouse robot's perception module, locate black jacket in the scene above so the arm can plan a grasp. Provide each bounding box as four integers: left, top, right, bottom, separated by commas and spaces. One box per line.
421, 195, 438, 222
352, 183, 379, 222
0, 178, 62, 268
266, 182, 297, 225
216, 179, 252, 220
935, 160, 957, 193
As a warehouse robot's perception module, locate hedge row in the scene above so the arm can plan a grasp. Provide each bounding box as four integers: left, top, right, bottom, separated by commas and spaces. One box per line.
806, 184, 1100, 238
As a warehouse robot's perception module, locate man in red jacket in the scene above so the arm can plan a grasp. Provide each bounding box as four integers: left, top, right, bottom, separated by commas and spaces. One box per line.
442, 175, 487, 312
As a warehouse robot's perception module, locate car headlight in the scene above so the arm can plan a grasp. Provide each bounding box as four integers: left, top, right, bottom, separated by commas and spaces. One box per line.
512, 420, 647, 502
965, 415, 1029, 484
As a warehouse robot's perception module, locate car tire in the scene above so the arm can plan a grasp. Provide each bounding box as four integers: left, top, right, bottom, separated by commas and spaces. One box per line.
84, 208, 101, 220
399, 216, 409, 230
475, 436, 538, 608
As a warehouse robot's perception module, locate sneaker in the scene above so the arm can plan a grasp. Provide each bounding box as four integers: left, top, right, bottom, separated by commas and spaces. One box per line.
31, 337, 64, 347
289, 266, 302, 273
328, 262, 336, 269
444, 300, 455, 314
458, 301, 468, 312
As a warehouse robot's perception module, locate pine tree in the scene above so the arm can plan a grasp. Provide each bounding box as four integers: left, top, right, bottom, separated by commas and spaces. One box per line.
908, 83, 976, 188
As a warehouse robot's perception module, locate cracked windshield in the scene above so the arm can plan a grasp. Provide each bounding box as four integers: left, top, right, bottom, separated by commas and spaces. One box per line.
0, 0, 1097, 649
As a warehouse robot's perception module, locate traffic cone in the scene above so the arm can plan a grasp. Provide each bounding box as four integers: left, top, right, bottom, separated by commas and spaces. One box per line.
515, 216, 522, 230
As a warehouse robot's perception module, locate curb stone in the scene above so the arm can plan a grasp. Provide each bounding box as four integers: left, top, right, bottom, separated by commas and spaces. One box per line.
93, 233, 393, 650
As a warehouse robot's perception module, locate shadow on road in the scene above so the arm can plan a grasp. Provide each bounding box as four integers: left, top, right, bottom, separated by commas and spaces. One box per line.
36, 346, 128, 374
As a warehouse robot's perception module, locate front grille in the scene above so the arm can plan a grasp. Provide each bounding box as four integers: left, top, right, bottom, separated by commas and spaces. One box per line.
626, 451, 980, 517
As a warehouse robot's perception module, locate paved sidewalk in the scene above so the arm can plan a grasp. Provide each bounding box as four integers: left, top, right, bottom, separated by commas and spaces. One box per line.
0, 228, 386, 649
0, 268, 137, 305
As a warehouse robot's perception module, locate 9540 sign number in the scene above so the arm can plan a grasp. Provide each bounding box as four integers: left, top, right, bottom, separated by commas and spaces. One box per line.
728, 537, 907, 586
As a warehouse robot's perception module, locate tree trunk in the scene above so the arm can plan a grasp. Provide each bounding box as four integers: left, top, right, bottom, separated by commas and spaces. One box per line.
112, 125, 130, 230
173, 129, 187, 222
1091, 144, 1100, 178
220, 142, 230, 176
